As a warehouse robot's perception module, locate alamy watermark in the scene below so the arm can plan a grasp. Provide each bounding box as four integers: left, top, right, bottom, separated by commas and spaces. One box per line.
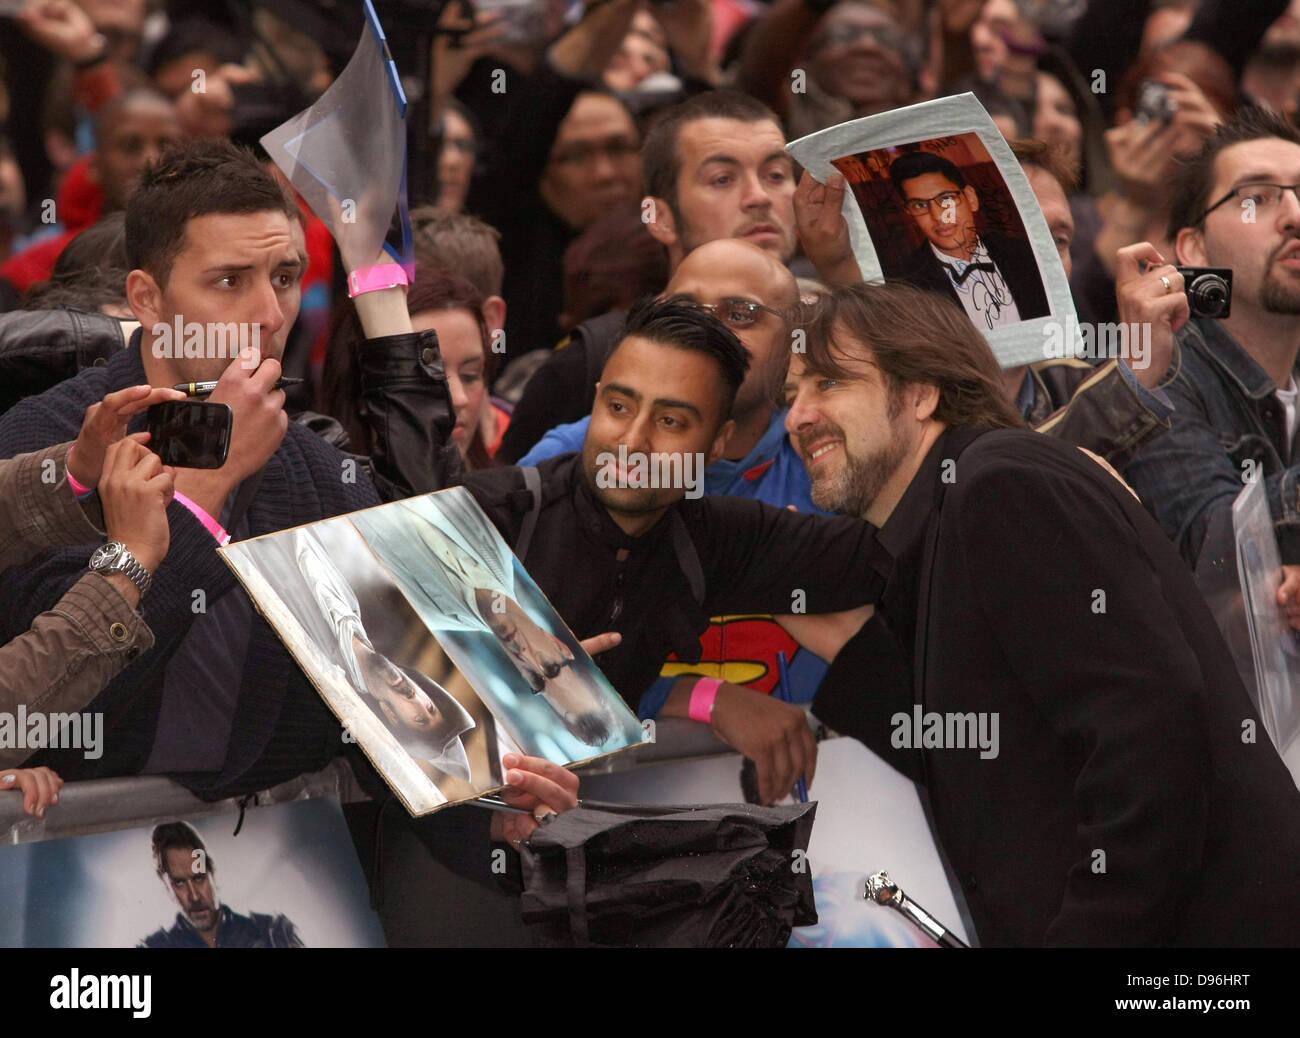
594, 447, 705, 500
151, 318, 261, 361
0, 707, 102, 760
1042, 314, 1151, 370
891, 705, 999, 759
50, 970, 150, 1017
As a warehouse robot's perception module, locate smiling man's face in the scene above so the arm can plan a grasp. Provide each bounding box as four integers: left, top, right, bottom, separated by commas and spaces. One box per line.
899, 172, 981, 261
783, 337, 912, 520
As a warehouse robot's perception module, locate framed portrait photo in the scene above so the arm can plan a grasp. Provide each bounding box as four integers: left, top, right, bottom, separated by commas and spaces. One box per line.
788, 93, 1077, 368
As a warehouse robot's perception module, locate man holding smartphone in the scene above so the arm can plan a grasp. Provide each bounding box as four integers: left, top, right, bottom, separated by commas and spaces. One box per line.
0, 139, 575, 860
0, 139, 335, 789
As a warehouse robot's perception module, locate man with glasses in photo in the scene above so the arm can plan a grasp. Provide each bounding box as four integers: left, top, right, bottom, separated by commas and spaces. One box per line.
1123, 108, 1300, 608
889, 151, 1050, 330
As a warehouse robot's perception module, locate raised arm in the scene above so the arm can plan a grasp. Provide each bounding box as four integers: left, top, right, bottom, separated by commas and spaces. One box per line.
736, 0, 826, 121
350, 264, 465, 499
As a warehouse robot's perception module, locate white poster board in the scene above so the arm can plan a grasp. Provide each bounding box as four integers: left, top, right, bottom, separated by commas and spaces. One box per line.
1233, 477, 1300, 788
788, 94, 1076, 370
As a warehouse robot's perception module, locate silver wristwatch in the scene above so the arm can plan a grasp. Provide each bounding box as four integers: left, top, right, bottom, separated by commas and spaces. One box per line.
89, 541, 153, 598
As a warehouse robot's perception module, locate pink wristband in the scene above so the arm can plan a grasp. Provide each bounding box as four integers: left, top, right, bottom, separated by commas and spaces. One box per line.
348, 263, 409, 298
174, 491, 230, 546
689, 677, 724, 724
66, 456, 92, 498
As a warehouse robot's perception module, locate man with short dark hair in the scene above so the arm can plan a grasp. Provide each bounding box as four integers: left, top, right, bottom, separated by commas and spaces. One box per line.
0, 138, 357, 796
640, 89, 799, 270
1122, 107, 1300, 600
794, 280, 1300, 946
0, 139, 492, 809
516, 241, 836, 758
0, 137, 579, 885
889, 150, 1050, 328
139, 821, 303, 948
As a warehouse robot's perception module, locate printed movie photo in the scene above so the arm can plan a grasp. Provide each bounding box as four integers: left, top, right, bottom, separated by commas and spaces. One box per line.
220, 489, 645, 816
0, 798, 385, 949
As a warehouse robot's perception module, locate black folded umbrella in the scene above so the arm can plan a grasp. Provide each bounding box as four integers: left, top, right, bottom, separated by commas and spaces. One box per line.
518, 800, 817, 948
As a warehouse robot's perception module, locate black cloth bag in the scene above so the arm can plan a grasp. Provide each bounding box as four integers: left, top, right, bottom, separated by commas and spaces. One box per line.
519, 800, 817, 947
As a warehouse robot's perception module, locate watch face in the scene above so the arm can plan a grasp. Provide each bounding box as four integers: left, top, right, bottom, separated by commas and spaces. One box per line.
90, 542, 122, 570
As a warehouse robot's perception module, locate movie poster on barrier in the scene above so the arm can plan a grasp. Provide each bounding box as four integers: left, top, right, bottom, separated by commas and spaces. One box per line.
0, 798, 386, 948
220, 490, 645, 817
787, 93, 1076, 369
1232, 477, 1300, 789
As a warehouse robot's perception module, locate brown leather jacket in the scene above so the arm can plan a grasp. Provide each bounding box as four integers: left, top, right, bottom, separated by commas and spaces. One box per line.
0, 442, 152, 768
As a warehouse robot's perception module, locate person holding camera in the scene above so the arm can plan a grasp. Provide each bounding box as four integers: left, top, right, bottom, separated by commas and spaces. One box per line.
1123, 107, 1300, 595
0, 383, 179, 795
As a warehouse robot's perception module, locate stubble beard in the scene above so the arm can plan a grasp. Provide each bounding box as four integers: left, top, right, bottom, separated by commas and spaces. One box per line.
1261, 242, 1300, 314
809, 427, 909, 518
582, 442, 681, 517
677, 208, 797, 265
806, 388, 910, 519
188, 899, 218, 932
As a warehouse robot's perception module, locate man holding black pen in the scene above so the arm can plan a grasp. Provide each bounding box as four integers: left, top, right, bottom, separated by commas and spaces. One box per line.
173, 377, 303, 398
0, 138, 343, 794
0, 138, 574, 848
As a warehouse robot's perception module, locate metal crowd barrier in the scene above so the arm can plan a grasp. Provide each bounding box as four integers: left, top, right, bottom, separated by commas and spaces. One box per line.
0, 718, 735, 846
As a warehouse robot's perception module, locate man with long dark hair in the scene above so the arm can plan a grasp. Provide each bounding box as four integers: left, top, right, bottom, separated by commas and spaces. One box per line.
792, 280, 1300, 946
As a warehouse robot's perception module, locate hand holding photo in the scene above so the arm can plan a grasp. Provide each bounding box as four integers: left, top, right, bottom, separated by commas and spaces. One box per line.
220, 490, 643, 816
788, 94, 1075, 368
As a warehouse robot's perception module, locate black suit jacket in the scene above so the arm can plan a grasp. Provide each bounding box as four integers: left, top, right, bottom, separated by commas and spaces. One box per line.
895, 232, 1050, 322
817, 425, 1300, 946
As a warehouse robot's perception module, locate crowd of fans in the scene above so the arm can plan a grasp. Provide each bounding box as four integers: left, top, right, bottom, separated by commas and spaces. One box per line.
1, 0, 1300, 946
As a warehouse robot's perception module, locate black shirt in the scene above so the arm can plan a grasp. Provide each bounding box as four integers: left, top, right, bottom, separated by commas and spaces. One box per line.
138, 906, 303, 948
463, 453, 889, 706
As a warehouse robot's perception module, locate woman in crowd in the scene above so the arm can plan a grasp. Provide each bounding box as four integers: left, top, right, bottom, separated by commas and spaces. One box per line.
321, 268, 506, 471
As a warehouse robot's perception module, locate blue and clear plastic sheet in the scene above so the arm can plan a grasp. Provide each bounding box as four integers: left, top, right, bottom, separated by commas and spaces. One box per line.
260, 0, 412, 276
1231, 476, 1300, 789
